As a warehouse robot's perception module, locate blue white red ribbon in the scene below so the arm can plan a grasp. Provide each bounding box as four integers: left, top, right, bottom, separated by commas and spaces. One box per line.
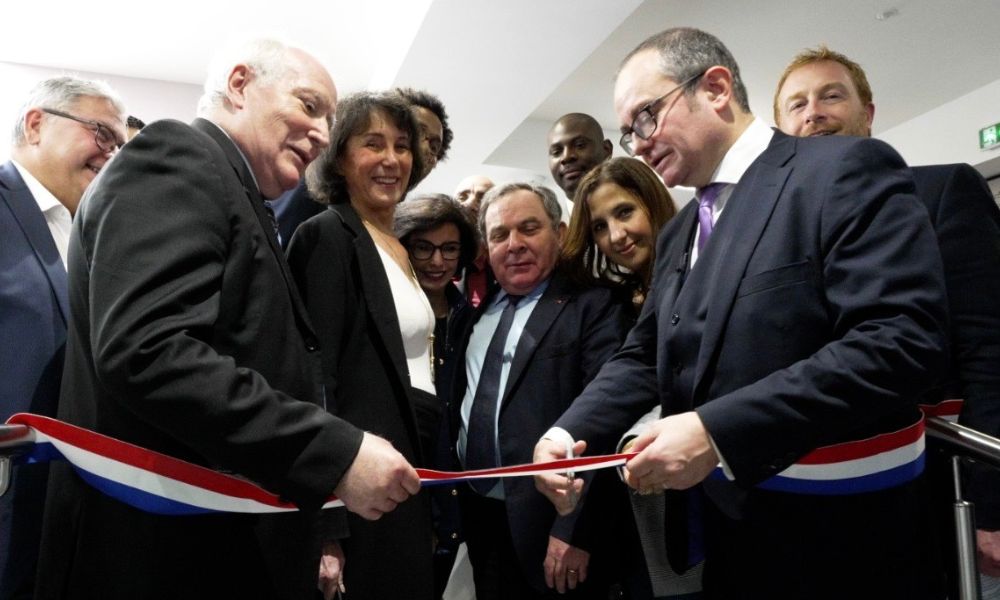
745, 416, 926, 495
1, 413, 632, 515
4, 404, 955, 513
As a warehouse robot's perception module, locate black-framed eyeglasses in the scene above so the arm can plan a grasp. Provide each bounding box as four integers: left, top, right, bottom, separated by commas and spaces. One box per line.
41, 108, 124, 153
408, 240, 461, 261
619, 70, 706, 156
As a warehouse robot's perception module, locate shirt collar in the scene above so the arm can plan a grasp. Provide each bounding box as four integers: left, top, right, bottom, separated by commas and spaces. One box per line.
707, 117, 774, 186
496, 277, 550, 306
10, 159, 68, 217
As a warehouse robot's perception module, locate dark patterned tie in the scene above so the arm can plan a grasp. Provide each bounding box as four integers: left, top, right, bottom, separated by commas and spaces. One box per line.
263, 200, 282, 246
465, 294, 522, 494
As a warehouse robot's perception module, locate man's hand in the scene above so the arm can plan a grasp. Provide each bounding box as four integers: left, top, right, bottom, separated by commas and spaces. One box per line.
334, 432, 420, 520
624, 412, 718, 493
533, 438, 586, 515
544, 536, 590, 594
317, 541, 345, 600
978, 529, 1000, 577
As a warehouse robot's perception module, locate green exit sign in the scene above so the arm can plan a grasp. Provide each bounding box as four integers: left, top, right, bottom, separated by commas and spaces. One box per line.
981, 123, 1000, 150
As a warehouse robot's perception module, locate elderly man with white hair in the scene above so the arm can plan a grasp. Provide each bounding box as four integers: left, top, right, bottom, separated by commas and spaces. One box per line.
35, 38, 420, 600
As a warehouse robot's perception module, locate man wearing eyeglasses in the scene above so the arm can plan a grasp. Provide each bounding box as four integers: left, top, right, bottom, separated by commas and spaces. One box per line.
535, 27, 948, 598
0, 75, 126, 600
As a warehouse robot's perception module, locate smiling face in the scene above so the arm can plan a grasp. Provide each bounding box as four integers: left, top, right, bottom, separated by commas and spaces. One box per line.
484, 190, 564, 295
547, 117, 611, 197
229, 48, 337, 199
775, 60, 874, 138
341, 109, 413, 213
408, 222, 461, 294
614, 50, 723, 189
19, 95, 127, 214
586, 182, 654, 275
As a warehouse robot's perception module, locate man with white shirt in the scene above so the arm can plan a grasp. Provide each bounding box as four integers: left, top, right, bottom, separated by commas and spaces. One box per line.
534, 27, 949, 598
0, 75, 127, 599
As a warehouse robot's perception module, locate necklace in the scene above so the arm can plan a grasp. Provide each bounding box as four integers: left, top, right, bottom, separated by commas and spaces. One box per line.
362, 217, 437, 382
362, 218, 412, 280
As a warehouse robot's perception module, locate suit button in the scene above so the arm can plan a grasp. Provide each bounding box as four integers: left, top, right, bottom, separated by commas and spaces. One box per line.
673, 363, 683, 374
450, 488, 458, 496
670, 313, 680, 325
450, 533, 458, 540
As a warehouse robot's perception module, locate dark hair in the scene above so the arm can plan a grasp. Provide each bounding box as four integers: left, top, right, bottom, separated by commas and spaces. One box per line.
306, 91, 424, 204
621, 27, 750, 113
393, 87, 453, 161
126, 115, 146, 130
394, 194, 478, 271
562, 157, 675, 292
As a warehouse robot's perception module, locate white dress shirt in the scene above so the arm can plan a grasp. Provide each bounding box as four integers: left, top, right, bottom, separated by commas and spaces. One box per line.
11, 160, 72, 269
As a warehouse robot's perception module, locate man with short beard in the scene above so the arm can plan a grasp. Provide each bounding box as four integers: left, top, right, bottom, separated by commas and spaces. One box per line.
775, 45, 1000, 598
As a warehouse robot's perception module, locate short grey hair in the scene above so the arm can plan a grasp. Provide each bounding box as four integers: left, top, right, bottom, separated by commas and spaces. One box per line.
197, 38, 293, 117
11, 76, 126, 146
620, 27, 751, 113
477, 182, 562, 240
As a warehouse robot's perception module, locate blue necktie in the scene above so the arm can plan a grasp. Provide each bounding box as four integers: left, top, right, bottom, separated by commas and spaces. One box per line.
465, 294, 521, 494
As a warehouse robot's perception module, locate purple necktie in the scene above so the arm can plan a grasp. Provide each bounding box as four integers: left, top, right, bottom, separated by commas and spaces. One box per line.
697, 183, 725, 253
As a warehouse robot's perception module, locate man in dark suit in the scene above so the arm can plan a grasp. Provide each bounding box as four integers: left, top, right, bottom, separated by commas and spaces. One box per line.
35, 39, 420, 600
456, 183, 630, 599
535, 28, 949, 598
773, 45, 1000, 596
1, 76, 126, 600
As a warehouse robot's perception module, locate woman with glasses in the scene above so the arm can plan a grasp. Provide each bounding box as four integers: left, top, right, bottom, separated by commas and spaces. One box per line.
563, 158, 702, 599
394, 193, 478, 599
287, 91, 436, 600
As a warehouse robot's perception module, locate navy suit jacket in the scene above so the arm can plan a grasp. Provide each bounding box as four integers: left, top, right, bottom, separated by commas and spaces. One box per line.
554, 131, 949, 597
453, 270, 631, 592
0, 161, 68, 599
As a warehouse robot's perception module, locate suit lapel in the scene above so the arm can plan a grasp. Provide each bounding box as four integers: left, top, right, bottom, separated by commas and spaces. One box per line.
500, 274, 571, 410
690, 133, 796, 396
335, 204, 413, 391
0, 162, 69, 324
190, 119, 318, 342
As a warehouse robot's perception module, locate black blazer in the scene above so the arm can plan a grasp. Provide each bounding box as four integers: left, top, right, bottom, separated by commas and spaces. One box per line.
453, 269, 631, 591
287, 202, 437, 600
911, 164, 1000, 527
554, 131, 950, 597
35, 119, 364, 600
0, 161, 68, 598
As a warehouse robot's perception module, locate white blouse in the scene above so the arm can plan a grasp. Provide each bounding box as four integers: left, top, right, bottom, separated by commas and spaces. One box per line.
375, 245, 436, 394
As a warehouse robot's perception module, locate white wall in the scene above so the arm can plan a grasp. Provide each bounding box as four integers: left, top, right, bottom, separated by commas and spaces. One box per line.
877, 76, 1000, 176
0, 61, 202, 162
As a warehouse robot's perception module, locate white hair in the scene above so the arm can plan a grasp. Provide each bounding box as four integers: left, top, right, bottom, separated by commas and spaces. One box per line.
196, 37, 296, 117
11, 76, 126, 146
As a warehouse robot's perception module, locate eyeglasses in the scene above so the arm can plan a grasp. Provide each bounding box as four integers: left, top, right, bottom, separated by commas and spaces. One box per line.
41, 108, 124, 153
408, 240, 461, 261
619, 70, 706, 156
